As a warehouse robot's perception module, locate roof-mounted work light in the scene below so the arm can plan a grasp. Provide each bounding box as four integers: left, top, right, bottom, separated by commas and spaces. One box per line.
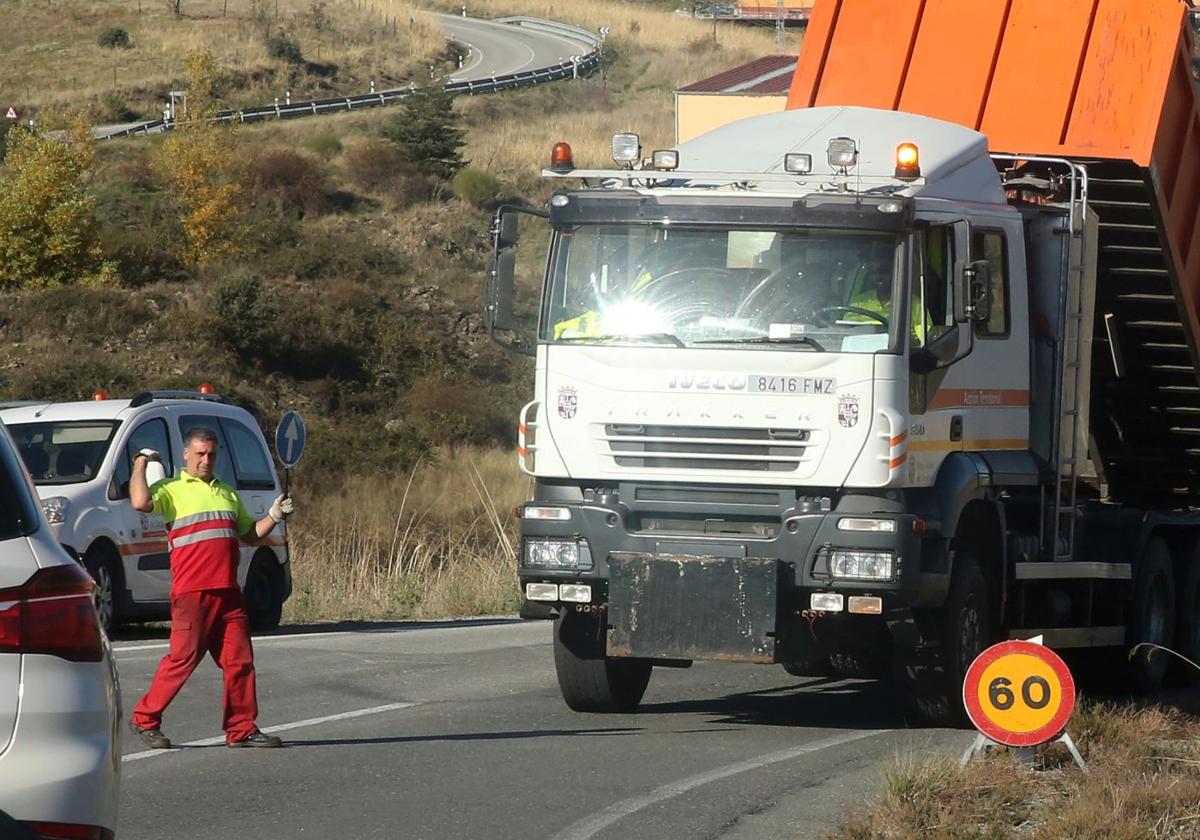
611, 133, 641, 163
827, 137, 858, 169
784, 153, 813, 174
650, 149, 679, 170
895, 142, 921, 180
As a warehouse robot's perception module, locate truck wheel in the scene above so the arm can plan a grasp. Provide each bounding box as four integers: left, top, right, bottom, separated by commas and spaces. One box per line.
553, 610, 652, 712
83, 545, 122, 635
1127, 537, 1175, 693
244, 556, 283, 632
902, 555, 989, 727
1175, 556, 1200, 685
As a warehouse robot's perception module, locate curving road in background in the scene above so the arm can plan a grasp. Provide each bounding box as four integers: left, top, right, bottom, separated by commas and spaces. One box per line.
94, 15, 600, 139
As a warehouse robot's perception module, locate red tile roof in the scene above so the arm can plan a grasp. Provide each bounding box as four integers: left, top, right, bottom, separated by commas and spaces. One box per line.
676, 55, 797, 95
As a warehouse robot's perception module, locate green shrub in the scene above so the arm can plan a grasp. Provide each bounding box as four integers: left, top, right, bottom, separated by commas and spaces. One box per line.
302, 131, 342, 160
100, 92, 139, 122
381, 83, 466, 181
265, 31, 304, 64
98, 27, 131, 49
208, 272, 276, 356
450, 168, 501, 207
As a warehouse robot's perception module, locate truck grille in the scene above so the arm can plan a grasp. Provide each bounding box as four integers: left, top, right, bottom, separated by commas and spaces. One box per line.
600, 424, 810, 472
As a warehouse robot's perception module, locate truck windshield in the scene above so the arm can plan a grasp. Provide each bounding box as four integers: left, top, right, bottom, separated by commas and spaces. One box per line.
543, 224, 901, 352
7, 422, 119, 486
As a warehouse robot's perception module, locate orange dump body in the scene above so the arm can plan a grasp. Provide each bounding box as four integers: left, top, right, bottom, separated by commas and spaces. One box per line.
786, 0, 1200, 496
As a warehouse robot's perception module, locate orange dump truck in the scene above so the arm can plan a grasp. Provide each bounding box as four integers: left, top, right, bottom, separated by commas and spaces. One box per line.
486, 0, 1200, 723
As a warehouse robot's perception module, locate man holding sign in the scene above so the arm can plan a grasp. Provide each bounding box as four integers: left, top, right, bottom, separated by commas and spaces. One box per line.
127, 426, 296, 749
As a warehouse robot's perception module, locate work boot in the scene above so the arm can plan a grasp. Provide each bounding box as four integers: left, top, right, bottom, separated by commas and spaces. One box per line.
227, 729, 283, 748
129, 721, 171, 750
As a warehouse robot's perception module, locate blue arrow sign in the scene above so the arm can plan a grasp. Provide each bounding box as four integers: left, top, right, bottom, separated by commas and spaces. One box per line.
275, 411, 307, 468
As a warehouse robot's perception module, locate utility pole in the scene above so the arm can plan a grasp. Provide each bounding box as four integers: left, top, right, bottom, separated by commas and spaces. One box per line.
776, 0, 786, 47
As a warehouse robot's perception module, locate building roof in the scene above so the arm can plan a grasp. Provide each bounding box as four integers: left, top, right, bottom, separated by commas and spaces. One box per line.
676, 55, 796, 95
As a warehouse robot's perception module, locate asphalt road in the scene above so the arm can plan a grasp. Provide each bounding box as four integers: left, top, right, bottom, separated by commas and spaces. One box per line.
441, 16, 596, 83
113, 619, 971, 840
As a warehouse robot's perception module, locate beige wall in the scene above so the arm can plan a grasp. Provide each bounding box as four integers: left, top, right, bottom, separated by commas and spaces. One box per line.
675, 93, 788, 145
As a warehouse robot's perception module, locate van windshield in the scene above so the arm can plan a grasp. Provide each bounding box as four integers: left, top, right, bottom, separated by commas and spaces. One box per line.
7, 422, 119, 486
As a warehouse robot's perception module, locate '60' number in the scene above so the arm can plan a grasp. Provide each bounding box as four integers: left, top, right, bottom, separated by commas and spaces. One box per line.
987, 675, 1052, 711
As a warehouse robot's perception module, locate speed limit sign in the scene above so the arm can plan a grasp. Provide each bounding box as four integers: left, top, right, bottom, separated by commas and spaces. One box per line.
963, 640, 1076, 747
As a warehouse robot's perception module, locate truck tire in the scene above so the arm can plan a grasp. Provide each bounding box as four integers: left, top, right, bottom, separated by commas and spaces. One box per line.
244, 555, 284, 632
901, 555, 989, 727
553, 610, 652, 712
83, 545, 122, 635
782, 656, 832, 679
1175, 556, 1200, 685
1126, 536, 1175, 693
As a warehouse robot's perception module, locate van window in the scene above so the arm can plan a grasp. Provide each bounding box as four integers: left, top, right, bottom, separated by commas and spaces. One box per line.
7, 421, 118, 486
0, 430, 40, 540
178, 415, 237, 487
115, 419, 175, 493
219, 418, 275, 491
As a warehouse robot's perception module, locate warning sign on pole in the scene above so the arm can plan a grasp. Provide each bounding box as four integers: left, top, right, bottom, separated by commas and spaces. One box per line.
963, 640, 1076, 748
4, 106, 19, 121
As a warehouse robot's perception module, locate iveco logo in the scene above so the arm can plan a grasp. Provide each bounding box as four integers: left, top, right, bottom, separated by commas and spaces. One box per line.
668, 372, 748, 391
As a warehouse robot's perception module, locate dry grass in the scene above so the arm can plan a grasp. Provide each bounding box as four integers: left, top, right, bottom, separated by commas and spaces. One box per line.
3, 0, 444, 121
837, 701, 1200, 839
282, 445, 530, 623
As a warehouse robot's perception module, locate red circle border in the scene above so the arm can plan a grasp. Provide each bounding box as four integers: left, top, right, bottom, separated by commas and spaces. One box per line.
962, 640, 1076, 747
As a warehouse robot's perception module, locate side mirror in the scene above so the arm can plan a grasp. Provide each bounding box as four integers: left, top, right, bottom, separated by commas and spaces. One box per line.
146, 460, 166, 485
909, 346, 939, 375
966, 259, 991, 324
494, 211, 519, 250
485, 248, 517, 332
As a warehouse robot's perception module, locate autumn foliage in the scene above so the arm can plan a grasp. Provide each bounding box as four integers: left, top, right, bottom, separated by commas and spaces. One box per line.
153, 50, 248, 267
0, 115, 116, 288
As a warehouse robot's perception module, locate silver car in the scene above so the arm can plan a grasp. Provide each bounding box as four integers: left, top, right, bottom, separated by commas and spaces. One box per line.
0, 421, 120, 839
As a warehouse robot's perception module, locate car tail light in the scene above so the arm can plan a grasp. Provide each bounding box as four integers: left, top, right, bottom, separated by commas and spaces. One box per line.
24, 822, 110, 840
0, 564, 102, 662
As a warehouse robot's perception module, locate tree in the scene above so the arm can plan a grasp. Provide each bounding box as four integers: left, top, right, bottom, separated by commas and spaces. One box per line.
153, 50, 247, 267
0, 115, 117, 288
382, 83, 467, 181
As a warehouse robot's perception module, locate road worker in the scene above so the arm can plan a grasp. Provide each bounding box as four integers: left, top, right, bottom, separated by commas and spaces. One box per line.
127, 426, 294, 749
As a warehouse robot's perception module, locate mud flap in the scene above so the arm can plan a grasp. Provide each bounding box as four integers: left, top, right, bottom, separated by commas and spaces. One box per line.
607, 552, 779, 663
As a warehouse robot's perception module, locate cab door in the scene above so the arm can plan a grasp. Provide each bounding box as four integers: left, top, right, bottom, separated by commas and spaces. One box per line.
113, 415, 175, 603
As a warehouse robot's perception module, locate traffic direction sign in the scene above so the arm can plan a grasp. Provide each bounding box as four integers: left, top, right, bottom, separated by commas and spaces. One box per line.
963, 640, 1076, 747
275, 410, 307, 468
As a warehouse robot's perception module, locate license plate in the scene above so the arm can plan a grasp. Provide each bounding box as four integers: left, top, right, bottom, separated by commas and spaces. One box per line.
748, 375, 836, 394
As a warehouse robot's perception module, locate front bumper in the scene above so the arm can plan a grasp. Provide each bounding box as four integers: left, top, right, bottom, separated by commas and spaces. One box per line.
517, 482, 923, 663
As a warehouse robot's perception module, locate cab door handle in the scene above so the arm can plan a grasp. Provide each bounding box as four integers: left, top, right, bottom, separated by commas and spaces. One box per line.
950, 415, 963, 442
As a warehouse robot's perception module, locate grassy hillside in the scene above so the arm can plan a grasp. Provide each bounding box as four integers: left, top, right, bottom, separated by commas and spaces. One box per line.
0, 0, 795, 621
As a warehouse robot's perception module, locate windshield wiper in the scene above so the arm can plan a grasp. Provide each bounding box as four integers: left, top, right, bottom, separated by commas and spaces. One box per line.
559, 333, 685, 348
692, 335, 826, 351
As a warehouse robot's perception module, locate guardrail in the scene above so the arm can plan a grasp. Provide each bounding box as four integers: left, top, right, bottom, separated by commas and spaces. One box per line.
100, 17, 603, 140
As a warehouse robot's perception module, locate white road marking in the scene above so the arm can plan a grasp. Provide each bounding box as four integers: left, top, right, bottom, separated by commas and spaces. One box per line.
548, 729, 885, 840
114, 628, 374, 654
123, 702, 416, 763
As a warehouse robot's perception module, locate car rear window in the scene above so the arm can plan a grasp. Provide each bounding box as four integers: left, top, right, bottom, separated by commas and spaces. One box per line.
0, 428, 40, 541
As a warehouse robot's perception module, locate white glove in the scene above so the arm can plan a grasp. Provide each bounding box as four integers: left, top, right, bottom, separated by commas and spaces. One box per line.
268, 494, 295, 523
135, 448, 162, 464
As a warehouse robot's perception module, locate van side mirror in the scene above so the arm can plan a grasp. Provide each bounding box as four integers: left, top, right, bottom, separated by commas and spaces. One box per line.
485, 248, 517, 332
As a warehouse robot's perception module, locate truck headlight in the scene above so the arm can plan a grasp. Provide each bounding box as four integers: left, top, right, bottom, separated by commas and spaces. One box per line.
41, 496, 70, 525
829, 549, 894, 581
523, 538, 593, 571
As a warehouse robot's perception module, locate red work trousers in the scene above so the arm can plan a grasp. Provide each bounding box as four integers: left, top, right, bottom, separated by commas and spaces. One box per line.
131, 588, 259, 743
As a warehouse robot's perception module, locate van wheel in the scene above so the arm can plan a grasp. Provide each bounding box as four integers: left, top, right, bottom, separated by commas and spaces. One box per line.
553, 610, 652, 712
1126, 537, 1175, 693
244, 557, 283, 632
83, 545, 122, 635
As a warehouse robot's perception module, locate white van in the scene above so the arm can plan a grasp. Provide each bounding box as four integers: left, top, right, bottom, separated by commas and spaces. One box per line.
0, 390, 292, 633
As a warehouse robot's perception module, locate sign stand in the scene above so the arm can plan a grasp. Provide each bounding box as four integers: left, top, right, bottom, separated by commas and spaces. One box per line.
960, 731, 1088, 773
